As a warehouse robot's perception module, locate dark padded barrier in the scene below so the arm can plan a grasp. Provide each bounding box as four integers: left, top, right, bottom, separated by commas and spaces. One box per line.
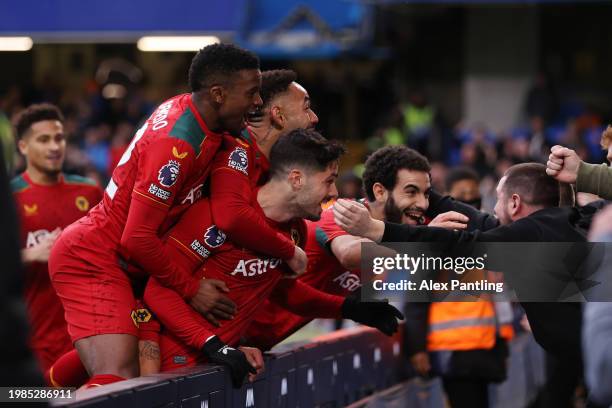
174, 366, 226, 408
55, 329, 544, 408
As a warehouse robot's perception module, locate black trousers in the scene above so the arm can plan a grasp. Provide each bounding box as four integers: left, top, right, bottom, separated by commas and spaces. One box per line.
540, 353, 581, 408
442, 377, 489, 408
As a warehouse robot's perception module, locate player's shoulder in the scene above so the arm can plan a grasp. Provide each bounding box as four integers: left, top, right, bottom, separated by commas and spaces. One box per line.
315, 205, 339, 226
220, 129, 252, 152
10, 173, 30, 194
63, 173, 99, 188
214, 133, 252, 176
153, 93, 214, 156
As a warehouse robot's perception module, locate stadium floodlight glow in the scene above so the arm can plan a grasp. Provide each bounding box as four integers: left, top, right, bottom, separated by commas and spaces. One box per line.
0, 37, 33, 51
137, 36, 220, 52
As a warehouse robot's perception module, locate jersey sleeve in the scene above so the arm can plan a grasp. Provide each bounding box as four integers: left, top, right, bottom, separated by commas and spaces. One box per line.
132, 137, 195, 210
165, 198, 228, 265
119, 137, 201, 298
269, 279, 344, 319
144, 277, 213, 350
313, 208, 349, 250
120, 198, 200, 299
210, 141, 295, 260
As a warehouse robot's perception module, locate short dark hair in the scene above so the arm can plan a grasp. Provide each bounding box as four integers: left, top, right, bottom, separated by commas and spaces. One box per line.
363, 146, 431, 202
260, 69, 297, 107
269, 129, 346, 178
188, 43, 260, 92
14, 103, 64, 140
503, 163, 559, 208
445, 167, 480, 192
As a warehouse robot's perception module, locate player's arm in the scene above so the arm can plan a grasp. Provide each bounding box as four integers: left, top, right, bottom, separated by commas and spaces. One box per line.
210, 154, 300, 263
269, 278, 344, 318
165, 229, 238, 322
143, 277, 214, 350
270, 279, 404, 336
120, 138, 201, 299
330, 235, 372, 271
143, 277, 256, 387
313, 206, 371, 270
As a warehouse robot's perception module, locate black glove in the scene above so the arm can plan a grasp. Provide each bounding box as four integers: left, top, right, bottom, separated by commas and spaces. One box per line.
202, 336, 256, 387
341, 297, 404, 336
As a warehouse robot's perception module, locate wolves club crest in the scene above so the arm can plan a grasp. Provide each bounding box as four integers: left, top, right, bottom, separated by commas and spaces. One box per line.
227, 147, 248, 175
204, 225, 226, 248
130, 308, 152, 327
75, 195, 90, 212
291, 228, 301, 246
158, 160, 180, 187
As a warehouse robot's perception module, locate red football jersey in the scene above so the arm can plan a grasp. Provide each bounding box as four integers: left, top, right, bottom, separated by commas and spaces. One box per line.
208, 128, 295, 260
71, 93, 224, 296
11, 172, 102, 370
245, 206, 362, 349
145, 197, 309, 370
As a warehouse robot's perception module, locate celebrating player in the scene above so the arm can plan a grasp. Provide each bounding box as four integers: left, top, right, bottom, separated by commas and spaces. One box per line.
48, 44, 263, 386
245, 145, 469, 350
143, 129, 403, 386
11, 104, 102, 372
208, 69, 318, 288
177, 69, 319, 327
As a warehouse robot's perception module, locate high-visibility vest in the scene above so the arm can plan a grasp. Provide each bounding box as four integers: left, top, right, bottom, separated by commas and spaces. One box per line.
427, 301, 497, 351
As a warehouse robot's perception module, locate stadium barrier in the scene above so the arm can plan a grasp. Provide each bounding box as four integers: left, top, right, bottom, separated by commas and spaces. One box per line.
54, 327, 543, 408
348, 332, 546, 408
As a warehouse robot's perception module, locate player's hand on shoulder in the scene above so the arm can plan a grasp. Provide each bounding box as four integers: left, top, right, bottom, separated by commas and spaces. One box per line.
189, 279, 236, 327
428, 211, 468, 230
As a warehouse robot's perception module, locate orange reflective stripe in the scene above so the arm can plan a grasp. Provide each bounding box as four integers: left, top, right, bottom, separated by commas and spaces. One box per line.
427, 301, 497, 351
428, 325, 496, 351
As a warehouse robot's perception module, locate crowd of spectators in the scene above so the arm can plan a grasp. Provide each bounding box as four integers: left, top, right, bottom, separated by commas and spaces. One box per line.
1, 71, 610, 216
343, 82, 611, 212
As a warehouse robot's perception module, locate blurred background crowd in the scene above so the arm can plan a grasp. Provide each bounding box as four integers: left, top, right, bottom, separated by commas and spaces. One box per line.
2, 2, 612, 215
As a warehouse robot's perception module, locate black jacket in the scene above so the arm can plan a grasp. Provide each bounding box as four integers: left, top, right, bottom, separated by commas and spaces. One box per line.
425, 190, 499, 232
388, 206, 586, 362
